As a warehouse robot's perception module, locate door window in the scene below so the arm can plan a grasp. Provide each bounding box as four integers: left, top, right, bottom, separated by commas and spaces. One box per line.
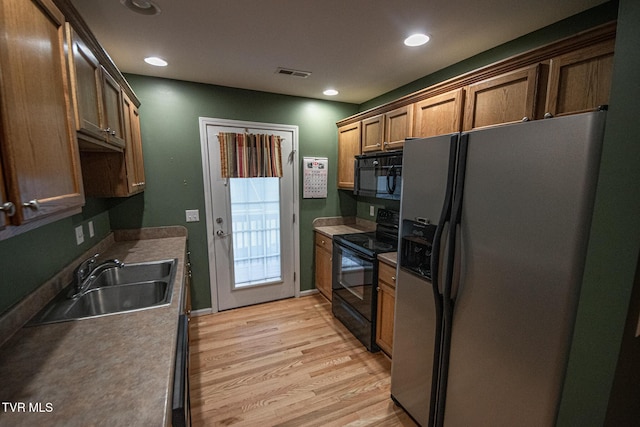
229, 177, 281, 288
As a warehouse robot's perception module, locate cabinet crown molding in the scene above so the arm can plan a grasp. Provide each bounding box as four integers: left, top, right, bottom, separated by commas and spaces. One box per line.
337, 21, 616, 127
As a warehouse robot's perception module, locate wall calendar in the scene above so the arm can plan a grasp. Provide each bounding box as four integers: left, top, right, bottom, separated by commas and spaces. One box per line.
303, 157, 328, 199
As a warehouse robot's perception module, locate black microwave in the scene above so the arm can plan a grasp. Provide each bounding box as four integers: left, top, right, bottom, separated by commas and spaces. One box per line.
353, 151, 402, 200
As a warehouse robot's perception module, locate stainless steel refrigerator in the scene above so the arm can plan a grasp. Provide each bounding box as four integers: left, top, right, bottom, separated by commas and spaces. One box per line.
390, 110, 607, 427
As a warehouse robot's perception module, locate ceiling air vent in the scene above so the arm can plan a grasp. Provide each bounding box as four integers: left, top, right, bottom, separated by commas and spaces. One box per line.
276, 67, 311, 78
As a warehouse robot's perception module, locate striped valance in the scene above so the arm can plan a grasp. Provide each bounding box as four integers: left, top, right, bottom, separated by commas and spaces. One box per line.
218, 132, 283, 178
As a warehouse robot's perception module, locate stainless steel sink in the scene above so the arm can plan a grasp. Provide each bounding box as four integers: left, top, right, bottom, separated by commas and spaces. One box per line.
29, 259, 177, 325
89, 260, 175, 288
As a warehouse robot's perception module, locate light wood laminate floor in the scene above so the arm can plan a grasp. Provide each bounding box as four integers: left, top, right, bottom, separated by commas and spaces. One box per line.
189, 294, 417, 426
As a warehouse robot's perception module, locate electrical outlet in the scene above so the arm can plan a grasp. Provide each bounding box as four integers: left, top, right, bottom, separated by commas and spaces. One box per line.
88, 221, 95, 238
185, 209, 200, 222
369, 205, 375, 217
75, 225, 84, 245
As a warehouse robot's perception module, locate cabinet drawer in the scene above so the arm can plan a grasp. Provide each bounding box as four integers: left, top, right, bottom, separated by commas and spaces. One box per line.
378, 261, 397, 288
315, 233, 333, 252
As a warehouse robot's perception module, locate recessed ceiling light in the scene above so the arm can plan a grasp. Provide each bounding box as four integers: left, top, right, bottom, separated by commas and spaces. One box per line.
404, 33, 430, 47
144, 56, 168, 67
323, 89, 339, 96
120, 0, 161, 16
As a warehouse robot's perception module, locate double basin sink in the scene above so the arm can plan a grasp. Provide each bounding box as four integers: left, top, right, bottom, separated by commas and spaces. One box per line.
29, 259, 178, 325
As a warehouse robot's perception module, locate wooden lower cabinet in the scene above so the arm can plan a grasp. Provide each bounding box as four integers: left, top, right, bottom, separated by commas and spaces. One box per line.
314, 232, 333, 301
376, 259, 397, 356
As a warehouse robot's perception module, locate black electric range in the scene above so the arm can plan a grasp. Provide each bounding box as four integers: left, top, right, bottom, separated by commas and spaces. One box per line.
332, 209, 399, 352
332, 209, 399, 256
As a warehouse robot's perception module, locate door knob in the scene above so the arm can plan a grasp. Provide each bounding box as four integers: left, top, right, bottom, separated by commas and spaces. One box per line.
0, 201, 16, 217
22, 199, 40, 210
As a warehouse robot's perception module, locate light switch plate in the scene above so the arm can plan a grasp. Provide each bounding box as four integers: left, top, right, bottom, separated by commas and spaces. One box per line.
369, 205, 375, 216
186, 209, 200, 222
88, 221, 95, 238
75, 225, 84, 245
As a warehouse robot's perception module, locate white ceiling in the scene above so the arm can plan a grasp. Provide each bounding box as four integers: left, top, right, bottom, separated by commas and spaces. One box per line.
70, 0, 608, 104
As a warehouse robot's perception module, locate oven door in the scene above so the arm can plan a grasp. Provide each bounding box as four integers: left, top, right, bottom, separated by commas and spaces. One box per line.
331, 241, 376, 321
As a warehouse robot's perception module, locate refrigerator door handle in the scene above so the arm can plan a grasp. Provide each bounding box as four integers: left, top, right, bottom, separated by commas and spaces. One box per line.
387, 165, 397, 194
431, 134, 460, 296
446, 133, 469, 303
435, 133, 469, 427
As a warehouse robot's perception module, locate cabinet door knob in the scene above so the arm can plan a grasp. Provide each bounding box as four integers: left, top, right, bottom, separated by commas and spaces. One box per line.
0, 201, 16, 217
391, 276, 396, 281
22, 199, 40, 210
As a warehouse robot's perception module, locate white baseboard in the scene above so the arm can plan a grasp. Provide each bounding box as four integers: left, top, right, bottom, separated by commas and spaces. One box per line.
191, 290, 320, 316
191, 307, 214, 317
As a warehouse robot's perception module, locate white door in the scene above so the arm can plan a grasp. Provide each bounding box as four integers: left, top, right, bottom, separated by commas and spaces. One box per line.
200, 118, 299, 311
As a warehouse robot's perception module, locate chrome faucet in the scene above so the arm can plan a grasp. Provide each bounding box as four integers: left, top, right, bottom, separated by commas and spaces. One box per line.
70, 254, 124, 298
73, 254, 99, 289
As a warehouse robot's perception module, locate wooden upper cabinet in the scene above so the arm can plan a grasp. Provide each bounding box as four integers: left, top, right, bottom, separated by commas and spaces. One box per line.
80, 93, 145, 197
463, 65, 539, 131
361, 114, 384, 153
362, 107, 413, 153
0, 0, 84, 231
545, 39, 615, 117
67, 25, 125, 151
413, 88, 465, 138
68, 27, 102, 140
384, 105, 413, 151
337, 122, 361, 190
101, 68, 126, 147
122, 93, 146, 194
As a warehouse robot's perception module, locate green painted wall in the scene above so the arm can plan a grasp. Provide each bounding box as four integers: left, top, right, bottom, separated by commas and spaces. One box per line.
108, 77, 358, 310
557, 0, 640, 423
0, 198, 112, 315
356, 196, 400, 221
